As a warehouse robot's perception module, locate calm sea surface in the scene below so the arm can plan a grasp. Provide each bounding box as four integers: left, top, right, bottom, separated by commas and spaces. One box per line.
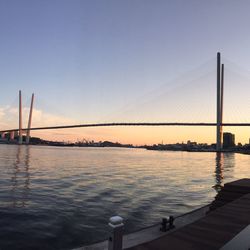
0, 144, 249, 249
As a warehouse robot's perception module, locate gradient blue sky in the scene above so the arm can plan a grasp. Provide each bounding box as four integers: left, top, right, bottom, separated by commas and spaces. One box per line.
1, 0, 250, 144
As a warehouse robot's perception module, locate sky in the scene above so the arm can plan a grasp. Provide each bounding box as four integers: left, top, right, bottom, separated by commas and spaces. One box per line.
1, 0, 250, 144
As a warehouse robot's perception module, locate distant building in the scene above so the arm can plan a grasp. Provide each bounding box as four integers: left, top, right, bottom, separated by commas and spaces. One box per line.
223, 132, 235, 149
187, 140, 197, 146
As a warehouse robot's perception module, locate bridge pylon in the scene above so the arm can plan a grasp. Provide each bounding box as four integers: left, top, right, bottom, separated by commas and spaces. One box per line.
18, 90, 23, 145
216, 53, 224, 152
26, 93, 34, 144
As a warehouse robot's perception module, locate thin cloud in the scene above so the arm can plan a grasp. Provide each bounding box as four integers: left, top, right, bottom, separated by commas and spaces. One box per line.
0, 105, 77, 130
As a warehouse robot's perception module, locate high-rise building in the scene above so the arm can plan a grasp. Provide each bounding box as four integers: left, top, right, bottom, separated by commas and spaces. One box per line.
223, 132, 235, 149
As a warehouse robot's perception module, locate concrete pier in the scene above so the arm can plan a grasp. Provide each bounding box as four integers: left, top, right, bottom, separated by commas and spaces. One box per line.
75, 179, 250, 250
127, 179, 250, 250
74, 205, 209, 250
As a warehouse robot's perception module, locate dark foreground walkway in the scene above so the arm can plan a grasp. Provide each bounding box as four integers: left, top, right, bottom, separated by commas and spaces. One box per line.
127, 185, 250, 249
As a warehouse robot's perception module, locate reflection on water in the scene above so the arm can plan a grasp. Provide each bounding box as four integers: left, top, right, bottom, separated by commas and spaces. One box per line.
11, 146, 31, 207
214, 152, 224, 192
213, 152, 235, 192
0, 145, 249, 250
213, 152, 236, 192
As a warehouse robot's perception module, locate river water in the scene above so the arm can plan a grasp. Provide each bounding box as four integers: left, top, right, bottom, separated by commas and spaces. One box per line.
0, 144, 249, 249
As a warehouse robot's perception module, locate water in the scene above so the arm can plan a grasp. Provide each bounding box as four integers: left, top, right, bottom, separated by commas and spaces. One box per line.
0, 145, 249, 249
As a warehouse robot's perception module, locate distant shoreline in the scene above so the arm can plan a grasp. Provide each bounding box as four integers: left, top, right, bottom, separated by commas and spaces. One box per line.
1, 141, 250, 155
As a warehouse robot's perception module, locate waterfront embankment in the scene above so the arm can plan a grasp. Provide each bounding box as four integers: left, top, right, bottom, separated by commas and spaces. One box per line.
78, 179, 250, 250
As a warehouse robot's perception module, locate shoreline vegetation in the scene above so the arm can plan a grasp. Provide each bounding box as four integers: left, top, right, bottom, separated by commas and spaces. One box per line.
1, 136, 250, 154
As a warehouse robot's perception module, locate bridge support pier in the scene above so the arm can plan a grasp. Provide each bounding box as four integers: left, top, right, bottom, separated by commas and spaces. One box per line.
10, 131, 15, 140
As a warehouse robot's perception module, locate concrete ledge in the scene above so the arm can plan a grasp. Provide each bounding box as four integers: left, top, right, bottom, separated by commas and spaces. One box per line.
74, 179, 250, 250
73, 205, 209, 250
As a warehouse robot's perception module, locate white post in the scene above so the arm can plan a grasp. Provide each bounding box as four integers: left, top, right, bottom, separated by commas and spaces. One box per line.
19, 90, 23, 145
108, 216, 124, 250
26, 93, 34, 144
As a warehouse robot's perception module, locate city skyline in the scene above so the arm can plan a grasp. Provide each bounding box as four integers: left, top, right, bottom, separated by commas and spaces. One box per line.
1, 1, 250, 144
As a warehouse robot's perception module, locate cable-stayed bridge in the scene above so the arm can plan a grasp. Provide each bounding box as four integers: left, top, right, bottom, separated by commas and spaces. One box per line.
1, 52, 250, 151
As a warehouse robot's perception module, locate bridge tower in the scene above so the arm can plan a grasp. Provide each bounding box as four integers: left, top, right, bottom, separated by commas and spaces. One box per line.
1, 132, 6, 139
220, 64, 224, 148
216, 53, 224, 151
18, 90, 23, 145
26, 93, 34, 144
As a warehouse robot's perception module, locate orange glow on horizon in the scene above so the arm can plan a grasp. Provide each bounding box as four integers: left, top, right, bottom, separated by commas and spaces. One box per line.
29, 126, 250, 145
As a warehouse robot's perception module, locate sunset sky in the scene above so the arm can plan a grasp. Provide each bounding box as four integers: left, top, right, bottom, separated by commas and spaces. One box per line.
1, 0, 250, 144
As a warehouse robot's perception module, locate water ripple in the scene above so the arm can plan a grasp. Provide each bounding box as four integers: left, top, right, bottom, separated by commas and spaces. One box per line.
0, 145, 249, 249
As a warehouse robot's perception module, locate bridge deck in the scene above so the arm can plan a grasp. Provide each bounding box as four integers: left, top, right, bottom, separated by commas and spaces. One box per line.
1, 122, 250, 133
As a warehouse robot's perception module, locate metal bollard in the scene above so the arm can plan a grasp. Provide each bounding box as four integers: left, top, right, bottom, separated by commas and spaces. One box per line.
160, 217, 168, 232
108, 216, 124, 250
160, 216, 175, 232
169, 216, 175, 229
